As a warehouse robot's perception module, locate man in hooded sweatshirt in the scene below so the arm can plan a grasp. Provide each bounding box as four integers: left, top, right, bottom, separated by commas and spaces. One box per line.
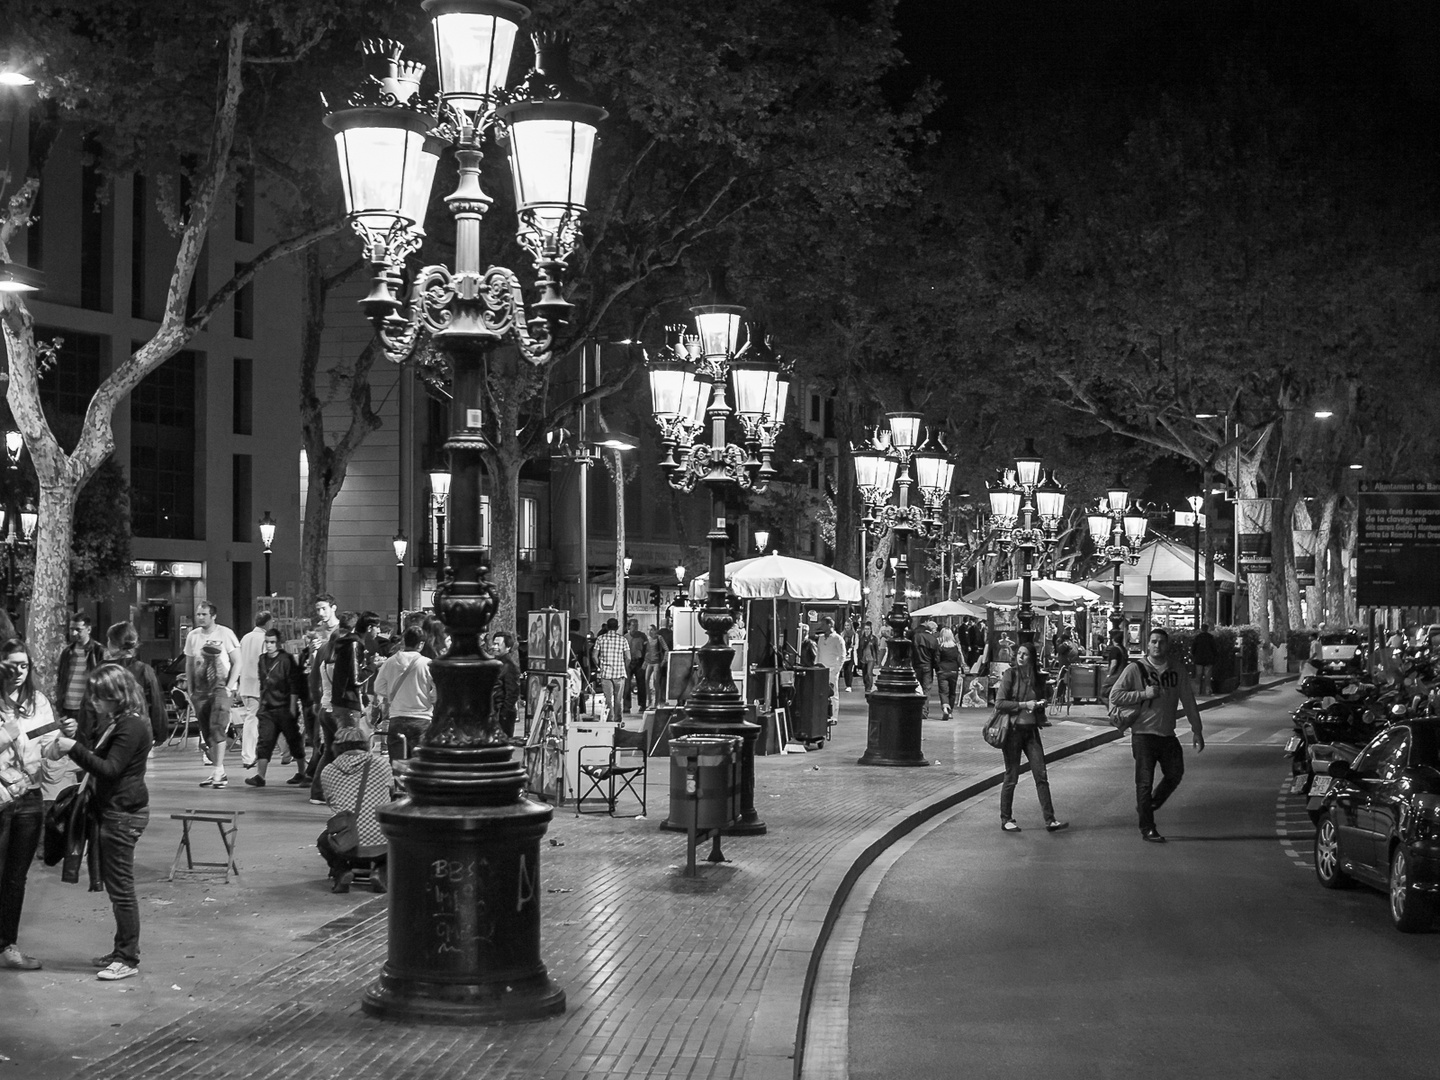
1108, 627, 1206, 843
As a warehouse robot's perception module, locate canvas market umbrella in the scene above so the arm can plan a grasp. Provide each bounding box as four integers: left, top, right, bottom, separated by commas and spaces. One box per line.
963, 578, 1101, 608
688, 554, 861, 602
912, 598, 988, 618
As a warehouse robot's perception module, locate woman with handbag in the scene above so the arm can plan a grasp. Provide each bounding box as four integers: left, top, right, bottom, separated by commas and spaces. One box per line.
995, 643, 1068, 834
48, 664, 152, 980
0, 639, 69, 970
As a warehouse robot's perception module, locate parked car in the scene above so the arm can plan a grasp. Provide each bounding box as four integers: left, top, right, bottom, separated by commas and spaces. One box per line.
1312, 718, 1440, 931
1314, 629, 1365, 678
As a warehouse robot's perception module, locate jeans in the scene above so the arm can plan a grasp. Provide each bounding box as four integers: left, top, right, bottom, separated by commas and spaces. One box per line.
645, 663, 666, 708
1195, 664, 1214, 696
98, 808, 148, 966
1000, 725, 1055, 821
0, 790, 43, 949
308, 708, 338, 801
626, 659, 647, 713
861, 660, 877, 692
600, 677, 624, 720
936, 672, 959, 716
916, 669, 934, 717
1132, 733, 1185, 832
387, 716, 430, 761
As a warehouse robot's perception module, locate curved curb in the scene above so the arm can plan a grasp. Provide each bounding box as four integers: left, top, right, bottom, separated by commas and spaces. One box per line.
745, 674, 1295, 1080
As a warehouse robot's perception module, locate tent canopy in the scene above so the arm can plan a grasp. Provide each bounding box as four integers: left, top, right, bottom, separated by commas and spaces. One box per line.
912, 598, 988, 618
688, 554, 861, 602
963, 578, 1101, 608
1125, 536, 1236, 586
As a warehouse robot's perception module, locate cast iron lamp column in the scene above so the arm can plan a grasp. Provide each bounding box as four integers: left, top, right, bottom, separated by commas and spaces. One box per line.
324, 3, 606, 1024
258, 511, 277, 596
1084, 479, 1146, 637
648, 291, 789, 835
853, 415, 954, 766
987, 440, 1067, 646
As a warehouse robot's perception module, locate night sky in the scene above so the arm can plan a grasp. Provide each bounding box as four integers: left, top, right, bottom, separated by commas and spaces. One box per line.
895, 0, 1440, 131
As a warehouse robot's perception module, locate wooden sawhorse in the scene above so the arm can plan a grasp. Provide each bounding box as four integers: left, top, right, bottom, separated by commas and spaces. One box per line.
170, 808, 243, 884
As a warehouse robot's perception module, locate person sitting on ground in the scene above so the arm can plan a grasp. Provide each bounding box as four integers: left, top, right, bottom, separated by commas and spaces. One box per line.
317, 727, 395, 894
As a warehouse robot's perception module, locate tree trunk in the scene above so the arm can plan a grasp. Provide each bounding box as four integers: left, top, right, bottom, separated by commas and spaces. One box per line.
864, 530, 892, 631
487, 448, 524, 638
1314, 493, 1338, 627
26, 483, 80, 691
300, 469, 339, 606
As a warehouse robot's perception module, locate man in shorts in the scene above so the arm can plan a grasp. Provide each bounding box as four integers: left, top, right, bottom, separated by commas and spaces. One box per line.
185, 602, 241, 788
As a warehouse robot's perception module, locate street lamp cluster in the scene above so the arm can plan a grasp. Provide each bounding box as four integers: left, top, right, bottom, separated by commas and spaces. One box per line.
1086, 481, 1148, 633
324, 0, 609, 1025
646, 290, 790, 834
852, 412, 956, 766
986, 440, 1068, 645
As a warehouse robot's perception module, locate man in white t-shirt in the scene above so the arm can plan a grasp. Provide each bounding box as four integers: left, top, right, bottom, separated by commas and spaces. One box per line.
236, 611, 272, 769
185, 601, 242, 788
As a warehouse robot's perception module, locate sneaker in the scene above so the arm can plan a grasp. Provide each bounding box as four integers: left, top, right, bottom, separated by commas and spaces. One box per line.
332, 870, 353, 894
286, 774, 308, 786
97, 961, 139, 981
308, 798, 327, 806
244, 775, 265, 788
199, 775, 228, 789
201, 753, 214, 767
1045, 820, 1070, 832
1001, 819, 1021, 833
1, 945, 42, 970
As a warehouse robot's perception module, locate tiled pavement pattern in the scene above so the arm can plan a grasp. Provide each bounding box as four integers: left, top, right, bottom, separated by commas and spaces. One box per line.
66, 696, 1187, 1080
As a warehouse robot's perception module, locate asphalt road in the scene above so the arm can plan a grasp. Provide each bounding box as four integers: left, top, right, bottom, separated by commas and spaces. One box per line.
848, 688, 1440, 1080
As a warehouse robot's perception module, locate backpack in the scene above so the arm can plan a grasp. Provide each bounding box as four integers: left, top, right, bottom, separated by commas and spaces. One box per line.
1107, 662, 1145, 731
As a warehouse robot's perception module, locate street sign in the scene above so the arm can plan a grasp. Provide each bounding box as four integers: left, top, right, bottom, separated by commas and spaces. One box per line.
1174, 511, 1206, 528
1357, 482, 1440, 606
1238, 498, 1279, 576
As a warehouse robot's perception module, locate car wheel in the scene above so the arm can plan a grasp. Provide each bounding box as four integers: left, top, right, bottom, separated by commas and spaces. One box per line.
1314, 816, 1350, 889
1389, 845, 1435, 933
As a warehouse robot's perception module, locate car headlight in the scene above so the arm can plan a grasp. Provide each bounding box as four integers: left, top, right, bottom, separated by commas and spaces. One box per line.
1413, 795, 1440, 842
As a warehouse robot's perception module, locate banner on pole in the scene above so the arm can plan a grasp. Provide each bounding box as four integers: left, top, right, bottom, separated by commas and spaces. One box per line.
1237, 498, 1280, 576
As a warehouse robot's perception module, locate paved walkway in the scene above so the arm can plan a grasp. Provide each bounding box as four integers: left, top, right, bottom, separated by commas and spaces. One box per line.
1, 684, 1276, 1080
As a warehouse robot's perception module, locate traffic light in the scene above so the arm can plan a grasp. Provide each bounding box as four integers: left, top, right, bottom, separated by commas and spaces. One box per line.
649, 586, 661, 607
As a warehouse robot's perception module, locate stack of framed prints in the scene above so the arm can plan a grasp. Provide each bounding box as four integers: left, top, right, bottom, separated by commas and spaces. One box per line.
524, 609, 570, 801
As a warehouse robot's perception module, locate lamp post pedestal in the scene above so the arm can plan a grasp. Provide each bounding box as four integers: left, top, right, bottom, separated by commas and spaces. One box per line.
859, 539, 930, 768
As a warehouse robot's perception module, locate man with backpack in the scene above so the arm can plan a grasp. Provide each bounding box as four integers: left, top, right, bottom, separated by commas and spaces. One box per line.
1108, 628, 1206, 844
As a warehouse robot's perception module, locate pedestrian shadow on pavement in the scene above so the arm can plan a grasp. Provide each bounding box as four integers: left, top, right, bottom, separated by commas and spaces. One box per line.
1159, 833, 1283, 843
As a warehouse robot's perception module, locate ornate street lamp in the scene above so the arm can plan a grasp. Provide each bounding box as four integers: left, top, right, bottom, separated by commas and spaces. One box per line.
988, 439, 1068, 646
854, 413, 955, 766
1085, 477, 1147, 636
428, 466, 451, 571
257, 511, 277, 596
647, 285, 788, 833
324, 2, 607, 1024
753, 529, 769, 554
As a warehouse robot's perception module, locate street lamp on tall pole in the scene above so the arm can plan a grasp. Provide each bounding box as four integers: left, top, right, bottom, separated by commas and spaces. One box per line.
753, 529, 769, 554
427, 466, 451, 580
988, 440, 1067, 646
1085, 480, 1147, 638
324, 4, 608, 1023
393, 530, 409, 624
853, 413, 955, 766
258, 510, 276, 596
648, 284, 789, 834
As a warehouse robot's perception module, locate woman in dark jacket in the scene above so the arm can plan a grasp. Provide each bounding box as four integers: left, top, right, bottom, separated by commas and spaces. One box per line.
106, 622, 168, 745
49, 664, 152, 981
934, 628, 964, 720
995, 643, 1067, 834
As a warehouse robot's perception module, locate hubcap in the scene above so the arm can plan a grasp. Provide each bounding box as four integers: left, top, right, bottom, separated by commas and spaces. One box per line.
1391, 849, 1408, 918
1316, 821, 1338, 879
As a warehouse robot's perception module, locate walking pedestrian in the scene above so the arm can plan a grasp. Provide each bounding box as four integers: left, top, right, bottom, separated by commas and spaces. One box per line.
185, 602, 241, 789
1101, 629, 1128, 697
812, 617, 846, 719
374, 627, 434, 760
934, 627, 963, 720
625, 618, 647, 714
236, 611, 272, 769
912, 617, 940, 719
594, 618, 628, 720
841, 618, 857, 692
246, 629, 307, 786
995, 643, 1067, 833
0, 639, 66, 971
1108, 628, 1206, 843
643, 625, 669, 708
1191, 623, 1218, 695
47, 664, 153, 980
55, 613, 105, 740
856, 622, 880, 692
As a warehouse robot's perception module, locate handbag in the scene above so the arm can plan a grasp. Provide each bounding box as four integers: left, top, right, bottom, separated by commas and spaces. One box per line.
982, 709, 1011, 748
324, 756, 372, 856
44, 719, 118, 880
1106, 662, 1145, 731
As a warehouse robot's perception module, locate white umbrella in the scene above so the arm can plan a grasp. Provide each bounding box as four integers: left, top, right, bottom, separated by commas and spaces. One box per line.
689, 553, 860, 602
912, 598, 988, 618
963, 578, 1101, 607
1078, 581, 1179, 606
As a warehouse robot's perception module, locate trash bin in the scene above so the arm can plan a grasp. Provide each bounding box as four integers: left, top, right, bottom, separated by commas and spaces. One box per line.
790, 667, 830, 741
668, 735, 741, 833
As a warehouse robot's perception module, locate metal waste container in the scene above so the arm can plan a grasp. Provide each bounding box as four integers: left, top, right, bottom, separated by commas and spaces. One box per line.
668, 735, 741, 832
790, 667, 830, 741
